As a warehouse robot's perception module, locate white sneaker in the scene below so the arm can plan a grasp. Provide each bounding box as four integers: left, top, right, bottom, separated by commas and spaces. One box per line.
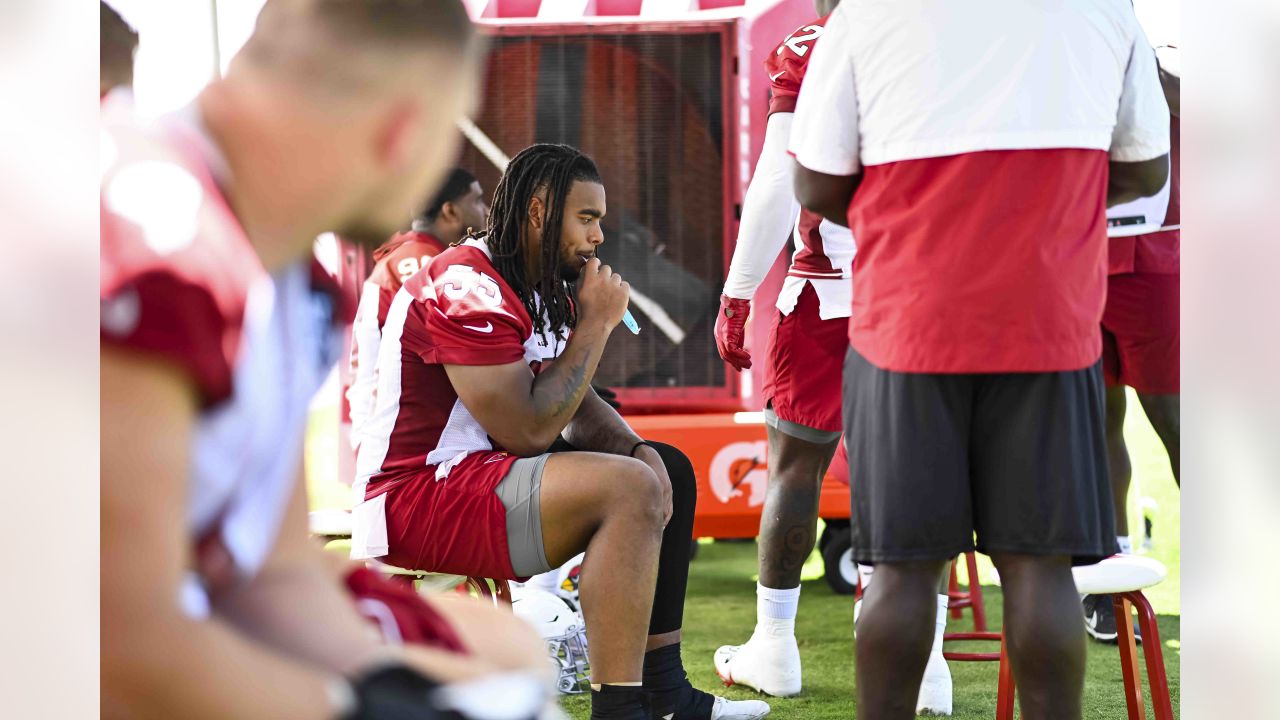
709, 695, 771, 720
915, 651, 953, 716
713, 633, 802, 698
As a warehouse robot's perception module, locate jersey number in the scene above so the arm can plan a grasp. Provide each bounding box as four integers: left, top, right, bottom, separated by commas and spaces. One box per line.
396, 256, 433, 283
438, 264, 503, 309
778, 25, 824, 57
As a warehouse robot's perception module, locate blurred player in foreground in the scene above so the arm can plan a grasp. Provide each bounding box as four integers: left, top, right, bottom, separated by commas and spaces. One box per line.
348, 168, 490, 449
101, 2, 552, 718
352, 143, 769, 720
791, 1, 1169, 718
711, 1, 951, 712
1085, 46, 1182, 644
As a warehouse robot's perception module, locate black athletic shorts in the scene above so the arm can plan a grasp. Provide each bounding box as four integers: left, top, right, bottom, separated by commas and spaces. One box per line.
842, 345, 1117, 566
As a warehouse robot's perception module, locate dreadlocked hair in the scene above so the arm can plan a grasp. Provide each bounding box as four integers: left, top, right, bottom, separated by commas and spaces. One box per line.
477, 143, 602, 342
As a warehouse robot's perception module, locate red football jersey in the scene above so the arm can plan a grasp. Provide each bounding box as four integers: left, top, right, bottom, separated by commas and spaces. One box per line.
354, 238, 567, 495
368, 231, 448, 327
347, 231, 448, 446
101, 106, 348, 599
765, 17, 830, 117
100, 125, 261, 406
765, 16, 854, 283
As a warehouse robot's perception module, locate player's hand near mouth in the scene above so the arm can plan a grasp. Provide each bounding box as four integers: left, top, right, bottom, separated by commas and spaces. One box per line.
576, 256, 629, 333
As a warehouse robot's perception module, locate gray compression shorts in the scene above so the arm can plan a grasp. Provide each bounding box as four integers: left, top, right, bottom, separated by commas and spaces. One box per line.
494, 453, 553, 577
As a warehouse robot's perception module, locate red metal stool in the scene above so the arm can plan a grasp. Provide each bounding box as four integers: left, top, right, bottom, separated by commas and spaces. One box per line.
993, 556, 1172, 720
942, 552, 1001, 665
947, 551, 989, 632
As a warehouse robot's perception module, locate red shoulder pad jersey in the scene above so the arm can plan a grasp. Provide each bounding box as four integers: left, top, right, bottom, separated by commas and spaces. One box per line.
347, 231, 448, 446
100, 127, 261, 407
355, 238, 567, 493
765, 17, 829, 116
101, 107, 347, 603
367, 231, 449, 327
766, 16, 853, 283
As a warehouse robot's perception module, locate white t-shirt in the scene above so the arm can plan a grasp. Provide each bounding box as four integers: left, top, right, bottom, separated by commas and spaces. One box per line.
790, 0, 1170, 175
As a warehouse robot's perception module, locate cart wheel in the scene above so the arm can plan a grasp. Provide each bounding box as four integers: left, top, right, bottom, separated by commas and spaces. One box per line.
818, 524, 834, 553
821, 525, 858, 595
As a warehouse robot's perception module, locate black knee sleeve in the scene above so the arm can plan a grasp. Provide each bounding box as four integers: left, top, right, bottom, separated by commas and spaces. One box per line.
648, 441, 696, 635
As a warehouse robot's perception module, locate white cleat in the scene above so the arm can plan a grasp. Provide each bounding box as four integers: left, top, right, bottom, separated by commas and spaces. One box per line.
709, 695, 772, 720
713, 634, 802, 698
915, 651, 954, 716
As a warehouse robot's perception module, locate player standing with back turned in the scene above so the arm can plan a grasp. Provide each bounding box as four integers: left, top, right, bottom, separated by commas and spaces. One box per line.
790, 1, 1169, 717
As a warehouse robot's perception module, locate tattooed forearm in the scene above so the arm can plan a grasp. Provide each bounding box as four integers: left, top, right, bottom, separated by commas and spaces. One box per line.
519, 323, 612, 449
542, 353, 592, 420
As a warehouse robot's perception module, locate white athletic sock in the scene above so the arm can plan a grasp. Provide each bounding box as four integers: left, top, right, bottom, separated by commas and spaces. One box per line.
931, 595, 948, 653
755, 583, 800, 636
1117, 535, 1133, 555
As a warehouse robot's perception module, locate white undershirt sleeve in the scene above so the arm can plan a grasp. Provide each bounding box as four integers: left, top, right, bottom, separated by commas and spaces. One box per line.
789, 5, 860, 176
723, 112, 802, 300
1110, 12, 1171, 161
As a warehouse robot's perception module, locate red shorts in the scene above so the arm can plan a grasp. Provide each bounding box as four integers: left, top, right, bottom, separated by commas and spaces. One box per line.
762, 283, 847, 434
1101, 272, 1179, 394
377, 451, 520, 579
345, 566, 468, 652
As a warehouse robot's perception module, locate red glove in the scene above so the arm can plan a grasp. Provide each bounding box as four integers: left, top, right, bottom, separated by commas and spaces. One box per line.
714, 294, 753, 371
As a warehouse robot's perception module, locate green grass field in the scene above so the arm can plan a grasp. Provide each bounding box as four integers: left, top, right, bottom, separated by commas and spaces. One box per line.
307, 389, 1180, 719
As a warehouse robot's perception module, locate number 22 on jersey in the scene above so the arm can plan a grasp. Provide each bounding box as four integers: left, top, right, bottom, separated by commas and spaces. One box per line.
779, 25, 824, 57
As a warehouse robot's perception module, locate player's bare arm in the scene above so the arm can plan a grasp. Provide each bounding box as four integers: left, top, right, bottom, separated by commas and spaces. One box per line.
793, 164, 861, 228
102, 349, 341, 720
444, 257, 629, 456
1108, 32, 1172, 208
1108, 155, 1170, 207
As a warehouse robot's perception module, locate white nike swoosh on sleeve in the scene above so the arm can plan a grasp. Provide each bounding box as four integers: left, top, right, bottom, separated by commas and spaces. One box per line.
461, 321, 494, 333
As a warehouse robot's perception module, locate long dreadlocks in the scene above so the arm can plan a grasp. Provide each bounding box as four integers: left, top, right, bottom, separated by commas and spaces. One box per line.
475, 143, 603, 341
